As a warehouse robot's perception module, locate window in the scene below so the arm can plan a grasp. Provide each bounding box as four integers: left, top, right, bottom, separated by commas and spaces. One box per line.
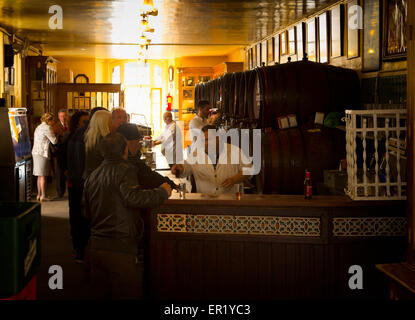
112, 66, 120, 84
154, 65, 162, 88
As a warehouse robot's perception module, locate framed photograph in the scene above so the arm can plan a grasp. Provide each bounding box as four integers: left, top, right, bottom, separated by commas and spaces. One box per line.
331, 4, 344, 58
319, 12, 329, 63
274, 35, 280, 63
9, 67, 15, 86
307, 18, 317, 62
262, 41, 267, 66
347, 0, 360, 59
362, 0, 382, 72
249, 47, 254, 69
296, 22, 305, 61
183, 89, 194, 99
288, 27, 296, 55
267, 38, 274, 65
383, 0, 407, 60
184, 76, 195, 86
281, 31, 287, 56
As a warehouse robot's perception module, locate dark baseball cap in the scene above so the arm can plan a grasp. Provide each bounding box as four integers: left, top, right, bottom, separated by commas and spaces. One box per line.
117, 123, 142, 140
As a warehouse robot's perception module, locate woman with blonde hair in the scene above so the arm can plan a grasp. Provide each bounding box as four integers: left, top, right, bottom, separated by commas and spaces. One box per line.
32, 112, 58, 201
84, 109, 112, 178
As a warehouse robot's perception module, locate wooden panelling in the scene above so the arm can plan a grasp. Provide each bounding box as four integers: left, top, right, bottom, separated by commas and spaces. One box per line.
147, 200, 406, 299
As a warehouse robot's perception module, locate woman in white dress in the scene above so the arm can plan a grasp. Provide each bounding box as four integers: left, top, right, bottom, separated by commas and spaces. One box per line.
32, 112, 58, 201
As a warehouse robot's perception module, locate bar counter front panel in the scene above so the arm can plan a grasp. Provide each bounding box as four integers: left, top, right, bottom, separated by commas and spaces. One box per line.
144, 194, 407, 300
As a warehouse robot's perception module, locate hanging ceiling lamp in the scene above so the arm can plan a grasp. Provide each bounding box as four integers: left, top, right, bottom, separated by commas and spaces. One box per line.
142, 0, 158, 16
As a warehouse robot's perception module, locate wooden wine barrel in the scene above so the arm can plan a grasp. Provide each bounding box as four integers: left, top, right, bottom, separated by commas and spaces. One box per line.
236, 72, 246, 119
295, 61, 331, 124
244, 70, 256, 120
222, 73, 233, 116
260, 129, 281, 194
300, 124, 337, 193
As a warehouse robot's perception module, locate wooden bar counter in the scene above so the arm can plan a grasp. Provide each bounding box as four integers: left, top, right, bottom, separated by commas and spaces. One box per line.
144, 194, 407, 300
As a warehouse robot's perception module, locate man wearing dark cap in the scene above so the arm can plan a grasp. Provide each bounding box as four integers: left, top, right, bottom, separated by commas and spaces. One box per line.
83, 132, 171, 299
117, 123, 177, 190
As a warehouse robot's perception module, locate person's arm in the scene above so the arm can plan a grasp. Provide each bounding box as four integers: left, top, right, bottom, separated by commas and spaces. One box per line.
221, 171, 245, 189
45, 125, 58, 145
135, 159, 175, 189
171, 160, 192, 179
221, 147, 252, 189
119, 171, 170, 209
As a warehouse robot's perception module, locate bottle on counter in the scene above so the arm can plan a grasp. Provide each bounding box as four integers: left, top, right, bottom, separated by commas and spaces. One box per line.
304, 170, 312, 199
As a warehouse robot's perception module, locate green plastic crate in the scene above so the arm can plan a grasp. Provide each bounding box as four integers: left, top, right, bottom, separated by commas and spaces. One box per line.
0, 202, 41, 298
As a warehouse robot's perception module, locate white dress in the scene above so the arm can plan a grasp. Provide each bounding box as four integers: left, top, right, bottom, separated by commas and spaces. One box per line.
32, 122, 58, 176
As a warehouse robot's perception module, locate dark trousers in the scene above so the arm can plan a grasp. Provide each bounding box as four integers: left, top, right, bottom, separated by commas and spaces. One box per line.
89, 249, 143, 300
68, 185, 90, 256
56, 159, 66, 197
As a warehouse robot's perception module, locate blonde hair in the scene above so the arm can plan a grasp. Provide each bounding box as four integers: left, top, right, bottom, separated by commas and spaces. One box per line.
84, 110, 112, 151
41, 112, 54, 123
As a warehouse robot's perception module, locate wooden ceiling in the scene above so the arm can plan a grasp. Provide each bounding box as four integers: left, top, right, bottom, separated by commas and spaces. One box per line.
0, 0, 339, 59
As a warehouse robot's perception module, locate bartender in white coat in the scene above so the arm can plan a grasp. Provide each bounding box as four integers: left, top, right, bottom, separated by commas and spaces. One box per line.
153, 111, 183, 167
171, 125, 252, 194
189, 100, 210, 143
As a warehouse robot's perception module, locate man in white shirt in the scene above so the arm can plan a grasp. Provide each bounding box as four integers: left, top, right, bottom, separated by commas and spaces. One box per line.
171, 125, 252, 194
189, 100, 210, 143
153, 112, 183, 167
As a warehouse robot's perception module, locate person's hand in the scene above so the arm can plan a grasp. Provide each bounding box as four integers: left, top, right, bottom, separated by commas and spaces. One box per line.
171, 164, 184, 178
221, 177, 236, 189
151, 141, 156, 147
160, 183, 172, 197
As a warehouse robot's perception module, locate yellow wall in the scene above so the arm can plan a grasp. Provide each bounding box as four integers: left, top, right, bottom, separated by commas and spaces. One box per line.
55, 56, 97, 83
174, 56, 227, 68
0, 33, 3, 95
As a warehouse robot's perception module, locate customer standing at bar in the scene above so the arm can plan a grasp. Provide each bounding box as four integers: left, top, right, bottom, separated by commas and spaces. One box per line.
83, 132, 172, 299
65, 110, 90, 262
52, 109, 69, 198
84, 110, 112, 179
118, 123, 177, 189
32, 112, 58, 201
152, 111, 183, 167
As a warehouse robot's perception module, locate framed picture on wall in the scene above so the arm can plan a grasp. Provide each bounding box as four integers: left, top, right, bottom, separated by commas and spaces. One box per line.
267, 38, 274, 65
288, 27, 297, 56
256, 43, 261, 67
183, 89, 194, 99
262, 41, 267, 66
4, 67, 9, 85
274, 35, 280, 63
250, 47, 254, 69
331, 4, 344, 58
281, 31, 287, 56
319, 12, 329, 63
347, 0, 360, 59
383, 0, 407, 60
307, 18, 317, 62
296, 22, 305, 61
362, 0, 382, 72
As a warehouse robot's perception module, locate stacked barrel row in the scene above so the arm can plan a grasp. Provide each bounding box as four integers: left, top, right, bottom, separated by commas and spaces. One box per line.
195, 60, 361, 194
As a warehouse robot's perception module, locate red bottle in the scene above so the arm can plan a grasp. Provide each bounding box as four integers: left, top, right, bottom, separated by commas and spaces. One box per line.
304, 170, 312, 199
